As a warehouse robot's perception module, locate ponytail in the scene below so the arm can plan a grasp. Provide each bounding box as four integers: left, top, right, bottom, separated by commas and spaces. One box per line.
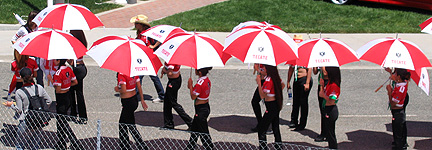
57, 59, 67, 70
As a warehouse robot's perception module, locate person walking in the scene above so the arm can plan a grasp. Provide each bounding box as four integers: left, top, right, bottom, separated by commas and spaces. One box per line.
287, 65, 313, 131
160, 63, 193, 129
4, 67, 52, 150
318, 67, 341, 149
386, 68, 410, 150
186, 67, 214, 150
68, 30, 88, 124
256, 65, 284, 150
313, 67, 328, 142
115, 72, 149, 150
130, 14, 165, 103
52, 59, 82, 149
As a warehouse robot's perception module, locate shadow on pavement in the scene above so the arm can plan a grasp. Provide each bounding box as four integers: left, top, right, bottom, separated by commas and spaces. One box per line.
0, 123, 57, 149
385, 121, 432, 137
290, 128, 320, 140
413, 138, 432, 149
338, 130, 393, 149
135, 111, 188, 128
207, 115, 289, 134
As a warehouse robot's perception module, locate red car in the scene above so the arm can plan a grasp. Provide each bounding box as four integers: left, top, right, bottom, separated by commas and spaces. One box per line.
331, 0, 432, 11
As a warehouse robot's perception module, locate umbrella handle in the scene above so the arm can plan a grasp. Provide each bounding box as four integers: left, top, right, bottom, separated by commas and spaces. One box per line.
375, 78, 391, 92
190, 67, 192, 78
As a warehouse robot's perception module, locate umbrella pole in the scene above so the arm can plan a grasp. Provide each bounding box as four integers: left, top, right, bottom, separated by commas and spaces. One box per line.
190, 67, 192, 78
375, 78, 391, 92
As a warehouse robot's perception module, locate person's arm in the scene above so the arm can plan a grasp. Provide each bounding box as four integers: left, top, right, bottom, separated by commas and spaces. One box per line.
40, 85, 52, 106
71, 79, 78, 87
136, 81, 148, 111
187, 78, 198, 100
304, 68, 312, 91
386, 84, 396, 107
256, 75, 266, 99
149, 41, 161, 49
287, 66, 294, 90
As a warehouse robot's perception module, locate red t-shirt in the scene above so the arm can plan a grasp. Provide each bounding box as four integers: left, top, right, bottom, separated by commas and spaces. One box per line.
11, 58, 39, 79
193, 76, 211, 100
164, 62, 180, 74
325, 82, 340, 101
53, 66, 76, 90
117, 73, 140, 92
391, 82, 407, 108
262, 76, 275, 97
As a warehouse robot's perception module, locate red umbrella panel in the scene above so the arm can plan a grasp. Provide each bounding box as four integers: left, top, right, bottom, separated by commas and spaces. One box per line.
12, 29, 87, 60
420, 17, 432, 34
33, 3, 103, 30
294, 38, 359, 67
223, 25, 298, 66
155, 32, 230, 69
141, 25, 185, 43
357, 38, 432, 70
87, 36, 162, 77
409, 68, 430, 96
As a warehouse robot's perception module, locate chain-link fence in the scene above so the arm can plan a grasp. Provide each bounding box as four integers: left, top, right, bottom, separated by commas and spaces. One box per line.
0, 107, 328, 150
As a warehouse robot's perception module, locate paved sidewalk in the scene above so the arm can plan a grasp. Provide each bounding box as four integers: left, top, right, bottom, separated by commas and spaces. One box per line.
98, 0, 227, 28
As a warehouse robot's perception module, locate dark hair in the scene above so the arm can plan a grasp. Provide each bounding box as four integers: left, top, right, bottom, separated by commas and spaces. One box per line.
326, 67, 341, 87
264, 65, 283, 111
57, 59, 67, 70
395, 68, 411, 81
17, 55, 29, 69
197, 67, 213, 76
20, 68, 34, 84
70, 30, 87, 48
25, 10, 38, 27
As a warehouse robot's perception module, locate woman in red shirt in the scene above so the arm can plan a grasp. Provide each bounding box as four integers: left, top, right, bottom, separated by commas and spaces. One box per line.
256, 65, 284, 150
115, 72, 149, 150
318, 67, 341, 149
186, 67, 214, 150
386, 68, 410, 150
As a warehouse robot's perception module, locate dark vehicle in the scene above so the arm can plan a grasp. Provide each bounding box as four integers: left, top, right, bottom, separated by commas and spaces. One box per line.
331, 0, 432, 11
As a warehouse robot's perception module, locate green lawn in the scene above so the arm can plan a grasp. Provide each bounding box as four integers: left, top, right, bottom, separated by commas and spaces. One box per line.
151, 0, 432, 33
0, 0, 122, 24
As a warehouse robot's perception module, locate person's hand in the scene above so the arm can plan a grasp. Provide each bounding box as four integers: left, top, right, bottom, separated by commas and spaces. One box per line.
3, 101, 13, 107
114, 86, 120, 92
319, 90, 325, 98
304, 83, 310, 91
188, 78, 193, 89
141, 101, 148, 111
286, 84, 291, 92
256, 75, 262, 85
384, 67, 392, 74
149, 45, 155, 49
319, 78, 324, 86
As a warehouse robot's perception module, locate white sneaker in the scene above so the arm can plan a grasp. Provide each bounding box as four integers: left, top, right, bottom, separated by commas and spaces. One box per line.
152, 98, 163, 103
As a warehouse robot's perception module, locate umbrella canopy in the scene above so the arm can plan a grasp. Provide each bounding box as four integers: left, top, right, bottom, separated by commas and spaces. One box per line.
155, 32, 229, 69
141, 25, 185, 43
409, 68, 429, 95
12, 29, 87, 60
357, 38, 432, 70
231, 21, 269, 32
419, 17, 432, 34
293, 38, 359, 67
33, 3, 103, 30
223, 24, 298, 66
87, 35, 162, 77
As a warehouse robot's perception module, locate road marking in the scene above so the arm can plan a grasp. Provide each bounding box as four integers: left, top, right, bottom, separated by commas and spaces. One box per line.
340, 114, 417, 118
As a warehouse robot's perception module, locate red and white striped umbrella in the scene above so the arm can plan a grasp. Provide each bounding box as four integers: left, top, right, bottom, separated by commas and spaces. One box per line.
87, 35, 162, 77
33, 3, 103, 30
409, 68, 429, 95
142, 25, 185, 43
155, 32, 230, 69
294, 38, 359, 67
231, 21, 268, 32
357, 38, 432, 70
223, 24, 298, 66
12, 29, 87, 60
419, 17, 432, 34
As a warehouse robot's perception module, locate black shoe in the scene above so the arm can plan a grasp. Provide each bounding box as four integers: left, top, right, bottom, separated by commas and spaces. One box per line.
74, 118, 88, 124
161, 125, 174, 129
266, 129, 273, 135
251, 127, 258, 132
288, 123, 297, 128
293, 127, 304, 131
314, 136, 327, 142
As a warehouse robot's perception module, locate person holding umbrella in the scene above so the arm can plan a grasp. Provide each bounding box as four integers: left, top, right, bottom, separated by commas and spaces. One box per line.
318, 67, 341, 149
186, 67, 214, 150
160, 62, 193, 129
256, 64, 284, 150
52, 59, 82, 149
115, 72, 149, 150
313, 66, 328, 142
386, 68, 410, 150
130, 14, 165, 103
287, 65, 313, 131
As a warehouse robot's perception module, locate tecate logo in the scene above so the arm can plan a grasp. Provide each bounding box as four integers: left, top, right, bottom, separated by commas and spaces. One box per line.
137, 58, 142, 64
319, 52, 325, 56
396, 53, 401, 58
258, 47, 264, 52
160, 30, 165, 33
169, 45, 174, 49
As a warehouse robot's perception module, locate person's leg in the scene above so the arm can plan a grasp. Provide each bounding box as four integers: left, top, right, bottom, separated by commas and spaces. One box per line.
74, 64, 88, 120
129, 124, 148, 150
170, 76, 193, 126
149, 75, 165, 100
271, 106, 282, 150
35, 57, 44, 87
297, 77, 312, 130
197, 104, 213, 150
119, 97, 138, 150
251, 86, 262, 130
402, 93, 409, 147
163, 80, 174, 128
55, 92, 70, 149
326, 105, 338, 149
290, 79, 301, 127
392, 109, 405, 150
258, 102, 277, 150
16, 120, 27, 150
69, 85, 78, 117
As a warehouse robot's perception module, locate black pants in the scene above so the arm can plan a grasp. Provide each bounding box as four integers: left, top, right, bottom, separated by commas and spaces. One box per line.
138, 75, 165, 100
35, 57, 44, 87
317, 80, 328, 136
163, 75, 192, 127
258, 101, 282, 150
323, 105, 338, 149
70, 64, 87, 119
55, 91, 81, 149
119, 95, 148, 150
251, 79, 265, 128
291, 76, 313, 129
391, 108, 406, 150
402, 93, 409, 146
186, 103, 213, 150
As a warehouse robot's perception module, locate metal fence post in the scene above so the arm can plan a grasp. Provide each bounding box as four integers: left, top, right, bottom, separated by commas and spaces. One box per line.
97, 119, 101, 150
